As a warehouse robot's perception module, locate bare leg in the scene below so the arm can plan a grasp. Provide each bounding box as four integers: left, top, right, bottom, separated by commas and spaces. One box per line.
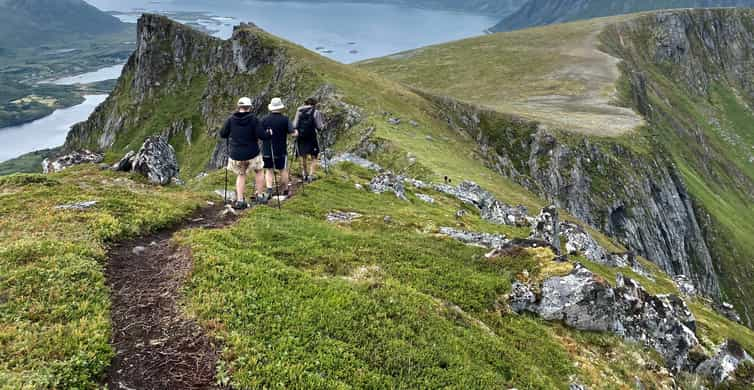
236, 174, 246, 202
255, 170, 265, 197
309, 156, 318, 177
280, 168, 290, 190
265, 169, 274, 190
300, 156, 309, 178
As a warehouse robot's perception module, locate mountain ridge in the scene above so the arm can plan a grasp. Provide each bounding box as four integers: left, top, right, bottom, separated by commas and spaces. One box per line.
492, 0, 754, 31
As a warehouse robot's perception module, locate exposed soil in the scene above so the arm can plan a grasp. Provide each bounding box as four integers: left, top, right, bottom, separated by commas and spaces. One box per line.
105, 177, 303, 389
105, 204, 238, 390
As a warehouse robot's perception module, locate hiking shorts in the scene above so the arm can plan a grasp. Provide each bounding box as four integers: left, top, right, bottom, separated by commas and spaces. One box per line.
228, 155, 264, 176
263, 155, 288, 171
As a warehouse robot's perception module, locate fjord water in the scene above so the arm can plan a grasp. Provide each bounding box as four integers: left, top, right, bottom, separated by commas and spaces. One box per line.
90, 0, 496, 63
0, 95, 108, 163
0, 0, 494, 163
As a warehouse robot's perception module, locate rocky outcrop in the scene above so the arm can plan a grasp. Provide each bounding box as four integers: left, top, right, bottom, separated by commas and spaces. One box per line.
42, 150, 104, 173
438, 227, 509, 249
127, 136, 179, 185
113, 151, 136, 172
696, 340, 754, 384
511, 264, 699, 371
369, 173, 407, 200
427, 91, 722, 301
434, 181, 529, 226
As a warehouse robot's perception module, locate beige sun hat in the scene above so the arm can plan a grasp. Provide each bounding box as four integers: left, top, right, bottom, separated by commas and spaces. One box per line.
237, 97, 253, 107
268, 97, 285, 112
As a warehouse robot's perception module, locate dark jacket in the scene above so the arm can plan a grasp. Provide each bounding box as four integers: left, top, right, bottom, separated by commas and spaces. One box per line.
260, 113, 294, 157
219, 111, 262, 161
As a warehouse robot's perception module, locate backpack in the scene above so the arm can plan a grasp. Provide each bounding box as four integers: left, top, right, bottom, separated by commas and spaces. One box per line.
297, 107, 317, 138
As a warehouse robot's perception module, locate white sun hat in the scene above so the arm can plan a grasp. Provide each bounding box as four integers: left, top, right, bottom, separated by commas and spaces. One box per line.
268, 97, 285, 112
237, 97, 253, 107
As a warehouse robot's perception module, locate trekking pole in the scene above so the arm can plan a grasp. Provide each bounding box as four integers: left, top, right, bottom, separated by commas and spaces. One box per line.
318, 131, 329, 175
224, 137, 230, 205
295, 141, 305, 195
269, 140, 282, 210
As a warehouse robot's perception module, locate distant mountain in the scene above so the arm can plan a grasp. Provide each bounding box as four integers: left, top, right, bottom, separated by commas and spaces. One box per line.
492, 0, 754, 31
0, 0, 128, 49
263, 0, 529, 17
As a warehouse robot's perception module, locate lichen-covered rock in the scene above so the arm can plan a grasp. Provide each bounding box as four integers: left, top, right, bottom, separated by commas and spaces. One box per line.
132, 136, 179, 185
537, 264, 616, 331
438, 227, 508, 249
673, 275, 697, 297
370, 173, 407, 200
511, 264, 699, 371
54, 201, 98, 211
714, 302, 743, 324
42, 150, 104, 174
327, 211, 362, 224
696, 340, 754, 384
113, 150, 136, 172
416, 194, 435, 204
509, 282, 537, 313
434, 181, 529, 226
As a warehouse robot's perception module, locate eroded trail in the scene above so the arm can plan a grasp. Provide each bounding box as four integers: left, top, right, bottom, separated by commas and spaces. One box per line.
105, 204, 238, 390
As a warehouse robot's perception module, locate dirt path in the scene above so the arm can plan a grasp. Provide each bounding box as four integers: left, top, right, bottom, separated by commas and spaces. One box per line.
105, 178, 304, 389
105, 204, 238, 390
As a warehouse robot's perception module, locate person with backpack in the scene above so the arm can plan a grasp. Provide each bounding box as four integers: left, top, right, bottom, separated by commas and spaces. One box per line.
293, 97, 325, 182
260, 97, 297, 197
219, 97, 267, 209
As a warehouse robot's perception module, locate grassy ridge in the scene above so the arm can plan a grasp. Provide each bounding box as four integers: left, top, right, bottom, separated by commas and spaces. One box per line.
0, 168, 203, 388
180, 164, 695, 388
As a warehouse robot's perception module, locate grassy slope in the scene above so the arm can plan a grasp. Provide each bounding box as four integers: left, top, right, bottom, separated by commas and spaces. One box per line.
359, 11, 754, 323
4, 18, 752, 388
180, 163, 708, 389
0, 168, 203, 388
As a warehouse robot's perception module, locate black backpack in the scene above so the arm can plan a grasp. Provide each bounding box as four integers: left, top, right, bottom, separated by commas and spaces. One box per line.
297, 107, 317, 138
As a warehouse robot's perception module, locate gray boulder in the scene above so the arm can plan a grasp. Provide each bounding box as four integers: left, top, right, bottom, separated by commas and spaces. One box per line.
370, 173, 407, 200
132, 136, 179, 185
696, 340, 753, 384
434, 181, 529, 226
511, 264, 699, 371
438, 227, 509, 249
714, 302, 743, 324
113, 150, 136, 172
42, 150, 104, 174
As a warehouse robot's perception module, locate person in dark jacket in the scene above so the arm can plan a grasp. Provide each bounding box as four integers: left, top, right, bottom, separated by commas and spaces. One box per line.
219, 97, 266, 209
293, 97, 325, 182
260, 97, 297, 197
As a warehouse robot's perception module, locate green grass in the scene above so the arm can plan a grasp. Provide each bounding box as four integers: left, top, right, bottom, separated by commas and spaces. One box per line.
179, 167, 575, 388
0, 167, 203, 388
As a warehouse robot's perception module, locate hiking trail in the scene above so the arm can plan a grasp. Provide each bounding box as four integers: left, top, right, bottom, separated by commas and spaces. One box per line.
106, 183, 301, 389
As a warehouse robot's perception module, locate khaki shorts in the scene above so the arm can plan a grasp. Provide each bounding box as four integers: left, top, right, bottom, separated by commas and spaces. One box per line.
228, 155, 263, 176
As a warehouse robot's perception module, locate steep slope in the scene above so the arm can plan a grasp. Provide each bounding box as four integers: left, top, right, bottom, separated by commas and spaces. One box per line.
492, 0, 754, 32
0, 0, 129, 49
360, 9, 754, 323
6, 13, 754, 388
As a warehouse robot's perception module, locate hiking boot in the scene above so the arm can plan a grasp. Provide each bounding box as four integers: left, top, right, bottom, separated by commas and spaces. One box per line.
233, 200, 249, 210
255, 193, 269, 205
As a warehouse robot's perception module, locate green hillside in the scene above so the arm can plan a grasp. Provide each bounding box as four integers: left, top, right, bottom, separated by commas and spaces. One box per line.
2, 12, 754, 389
0, 0, 128, 49
360, 9, 754, 324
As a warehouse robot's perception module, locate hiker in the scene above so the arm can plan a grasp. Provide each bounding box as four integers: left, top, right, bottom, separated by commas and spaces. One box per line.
219, 97, 267, 209
293, 97, 325, 182
260, 97, 297, 197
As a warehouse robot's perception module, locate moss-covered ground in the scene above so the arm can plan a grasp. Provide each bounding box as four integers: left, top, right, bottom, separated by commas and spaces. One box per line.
0, 167, 203, 388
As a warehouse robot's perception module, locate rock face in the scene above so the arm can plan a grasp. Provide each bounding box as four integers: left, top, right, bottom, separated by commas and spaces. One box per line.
113, 150, 136, 172
42, 150, 104, 174
434, 181, 529, 226
511, 264, 700, 371
696, 340, 754, 384
430, 85, 722, 302
131, 136, 179, 185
